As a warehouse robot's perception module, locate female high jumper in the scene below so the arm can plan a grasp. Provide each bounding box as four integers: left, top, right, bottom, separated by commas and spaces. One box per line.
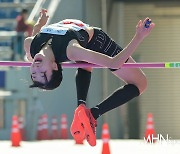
24, 9, 155, 146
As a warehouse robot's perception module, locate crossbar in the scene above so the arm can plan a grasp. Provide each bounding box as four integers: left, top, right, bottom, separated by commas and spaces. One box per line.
0, 61, 180, 68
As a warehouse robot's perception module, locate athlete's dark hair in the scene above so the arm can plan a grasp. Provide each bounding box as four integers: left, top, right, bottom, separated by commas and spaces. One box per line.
29, 63, 63, 90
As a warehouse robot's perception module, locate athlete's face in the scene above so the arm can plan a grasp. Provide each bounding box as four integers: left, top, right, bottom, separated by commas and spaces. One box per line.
30, 54, 57, 84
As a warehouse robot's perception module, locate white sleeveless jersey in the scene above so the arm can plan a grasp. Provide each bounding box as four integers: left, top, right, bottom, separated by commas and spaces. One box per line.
40, 19, 89, 35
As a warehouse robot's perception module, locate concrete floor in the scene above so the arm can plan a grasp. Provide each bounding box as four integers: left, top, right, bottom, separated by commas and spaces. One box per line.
0, 140, 180, 154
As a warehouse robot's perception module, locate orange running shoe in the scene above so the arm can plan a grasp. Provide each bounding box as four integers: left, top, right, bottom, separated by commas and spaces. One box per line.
78, 108, 97, 146
70, 104, 86, 142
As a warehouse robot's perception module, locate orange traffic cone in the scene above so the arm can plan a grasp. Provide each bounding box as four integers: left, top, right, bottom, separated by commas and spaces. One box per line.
11, 115, 21, 147
51, 116, 59, 139
41, 114, 49, 140
101, 123, 111, 154
60, 114, 68, 139
144, 113, 156, 143
36, 116, 43, 140
19, 116, 25, 141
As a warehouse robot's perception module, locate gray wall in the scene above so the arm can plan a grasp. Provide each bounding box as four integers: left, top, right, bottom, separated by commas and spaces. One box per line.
50, 0, 85, 24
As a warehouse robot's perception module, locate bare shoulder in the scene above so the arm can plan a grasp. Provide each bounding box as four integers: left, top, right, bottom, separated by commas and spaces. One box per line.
24, 37, 34, 53
24, 37, 34, 62
24, 37, 33, 46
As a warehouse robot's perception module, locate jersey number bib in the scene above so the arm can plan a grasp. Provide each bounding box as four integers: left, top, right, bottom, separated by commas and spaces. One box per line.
41, 19, 89, 36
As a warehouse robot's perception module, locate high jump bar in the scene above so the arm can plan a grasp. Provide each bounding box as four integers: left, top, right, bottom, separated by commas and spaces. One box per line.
0, 61, 180, 68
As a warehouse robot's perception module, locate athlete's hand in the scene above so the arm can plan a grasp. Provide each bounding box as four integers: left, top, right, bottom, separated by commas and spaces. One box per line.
135, 17, 155, 41
36, 8, 49, 27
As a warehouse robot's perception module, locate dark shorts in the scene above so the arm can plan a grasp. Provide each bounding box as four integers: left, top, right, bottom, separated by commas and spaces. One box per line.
86, 28, 128, 71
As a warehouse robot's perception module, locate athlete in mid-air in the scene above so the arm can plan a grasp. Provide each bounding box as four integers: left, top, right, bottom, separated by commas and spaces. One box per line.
24, 9, 155, 146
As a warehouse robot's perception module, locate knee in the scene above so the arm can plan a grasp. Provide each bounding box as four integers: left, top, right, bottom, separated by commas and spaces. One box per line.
136, 76, 147, 95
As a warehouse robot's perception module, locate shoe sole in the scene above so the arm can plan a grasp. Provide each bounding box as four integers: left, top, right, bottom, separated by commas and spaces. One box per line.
70, 106, 86, 142
78, 109, 96, 146
70, 121, 85, 142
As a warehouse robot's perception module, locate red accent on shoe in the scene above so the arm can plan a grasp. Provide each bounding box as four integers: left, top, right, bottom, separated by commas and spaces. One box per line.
70, 104, 86, 142
78, 108, 97, 146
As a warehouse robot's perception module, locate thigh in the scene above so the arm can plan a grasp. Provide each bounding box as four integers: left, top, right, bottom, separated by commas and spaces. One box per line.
112, 57, 147, 92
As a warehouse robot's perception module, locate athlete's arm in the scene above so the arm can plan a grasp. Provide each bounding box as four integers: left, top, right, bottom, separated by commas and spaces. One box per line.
24, 9, 49, 62
32, 9, 49, 36
67, 18, 155, 69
